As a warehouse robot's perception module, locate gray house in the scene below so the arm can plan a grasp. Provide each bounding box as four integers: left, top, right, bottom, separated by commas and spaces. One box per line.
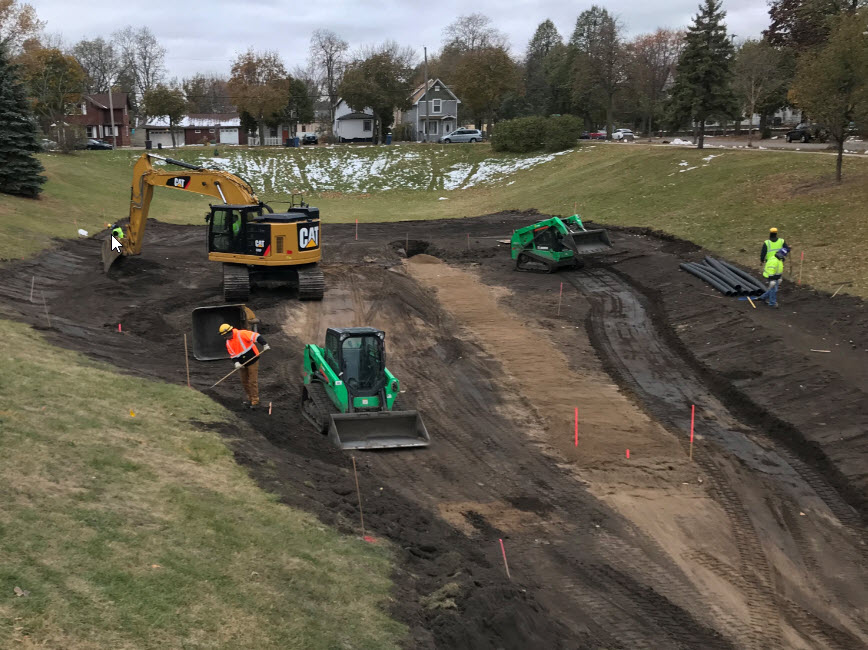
396, 78, 461, 142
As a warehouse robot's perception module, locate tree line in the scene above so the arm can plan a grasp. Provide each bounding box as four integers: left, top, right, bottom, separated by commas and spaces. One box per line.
1, 0, 866, 199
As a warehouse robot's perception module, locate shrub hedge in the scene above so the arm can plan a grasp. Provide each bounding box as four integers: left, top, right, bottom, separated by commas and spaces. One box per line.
491, 115, 583, 153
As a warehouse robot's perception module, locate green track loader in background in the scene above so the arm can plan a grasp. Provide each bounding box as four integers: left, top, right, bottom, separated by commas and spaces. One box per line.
510, 215, 612, 272
301, 327, 430, 450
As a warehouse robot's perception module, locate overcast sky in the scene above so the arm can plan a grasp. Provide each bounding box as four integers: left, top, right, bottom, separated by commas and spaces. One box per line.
35, 0, 770, 78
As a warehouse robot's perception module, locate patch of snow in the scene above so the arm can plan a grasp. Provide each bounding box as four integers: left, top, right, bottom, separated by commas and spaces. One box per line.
669, 138, 694, 145
701, 154, 721, 162
678, 166, 699, 173
678, 161, 689, 166
77, 229, 88, 237
771, 136, 779, 140
438, 197, 449, 200
758, 146, 767, 150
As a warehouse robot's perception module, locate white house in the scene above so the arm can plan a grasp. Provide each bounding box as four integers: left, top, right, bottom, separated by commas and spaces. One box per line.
333, 99, 375, 142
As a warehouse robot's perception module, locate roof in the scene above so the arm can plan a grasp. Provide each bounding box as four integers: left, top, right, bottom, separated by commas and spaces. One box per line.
337, 112, 374, 120
409, 78, 460, 105
86, 93, 131, 109
145, 113, 241, 128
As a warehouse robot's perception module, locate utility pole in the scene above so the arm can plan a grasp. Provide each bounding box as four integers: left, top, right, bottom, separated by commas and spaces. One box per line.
422, 46, 429, 143
108, 85, 117, 148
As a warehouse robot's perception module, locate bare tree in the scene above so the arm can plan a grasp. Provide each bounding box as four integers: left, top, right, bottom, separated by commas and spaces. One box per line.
113, 26, 166, 116
733, 39, 787, 146
627, 29, 684, 135
72, 37, 125, 93
443, 13, 508, 53
309, 29, 348, 133
228, 49, 289, 144
183, 74, 233, 113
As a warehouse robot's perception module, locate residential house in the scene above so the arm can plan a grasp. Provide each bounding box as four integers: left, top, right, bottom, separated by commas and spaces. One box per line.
144, 114, 245, 147
333, 100, 375, 142
66, 93, 133, 146
395, 79, 460, 141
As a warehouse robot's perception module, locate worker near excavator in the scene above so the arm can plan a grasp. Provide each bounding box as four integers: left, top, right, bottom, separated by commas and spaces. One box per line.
758, 227, 788, 308
111, 222, 125, 240
219, 323, 270, 407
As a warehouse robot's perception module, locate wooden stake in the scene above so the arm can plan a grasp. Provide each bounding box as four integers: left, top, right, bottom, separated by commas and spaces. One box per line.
557, 282, 564, 316
746, 296, 756, 309
831, 284, 845, 298
29, 276, 35, 303
183, 333, 191, 388
351, 455, 366, 538
41, 291, 51, 328
355, 219, 358, 241
689, 404, 695, 461
466, 233, 470, 250
798, 251, 804, 286
499, 538, 511, 580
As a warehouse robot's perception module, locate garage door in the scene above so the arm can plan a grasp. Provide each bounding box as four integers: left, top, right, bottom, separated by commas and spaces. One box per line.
148, 130, 176, 148
220, 128, 239, 145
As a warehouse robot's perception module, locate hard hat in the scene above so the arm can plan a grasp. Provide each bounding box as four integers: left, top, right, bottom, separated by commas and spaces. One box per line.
769, 227, 778, 233
219, 323, 233, 335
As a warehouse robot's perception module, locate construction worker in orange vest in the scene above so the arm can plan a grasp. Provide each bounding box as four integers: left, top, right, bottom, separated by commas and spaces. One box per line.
219, 323, 270, 407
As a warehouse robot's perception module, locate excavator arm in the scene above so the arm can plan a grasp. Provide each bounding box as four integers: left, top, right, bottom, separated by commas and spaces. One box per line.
103, 153, 264, 270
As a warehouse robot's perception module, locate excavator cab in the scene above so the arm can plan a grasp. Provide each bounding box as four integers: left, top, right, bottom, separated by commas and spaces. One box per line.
207, 205, 263, 255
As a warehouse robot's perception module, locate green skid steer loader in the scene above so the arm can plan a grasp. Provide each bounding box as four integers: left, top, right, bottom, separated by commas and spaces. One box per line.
301, 327, 430, 450
510, 215, 612, 272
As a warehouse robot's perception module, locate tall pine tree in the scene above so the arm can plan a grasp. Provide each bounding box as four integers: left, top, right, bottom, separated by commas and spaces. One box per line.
667, 0, 737, 148
0, 45, 45, 198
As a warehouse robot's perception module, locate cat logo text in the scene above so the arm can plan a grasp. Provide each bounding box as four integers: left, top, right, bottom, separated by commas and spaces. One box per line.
298, 225, 320, 250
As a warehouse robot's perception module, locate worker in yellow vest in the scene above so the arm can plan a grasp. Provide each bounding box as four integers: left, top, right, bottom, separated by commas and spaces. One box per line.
758, 227, 788, 307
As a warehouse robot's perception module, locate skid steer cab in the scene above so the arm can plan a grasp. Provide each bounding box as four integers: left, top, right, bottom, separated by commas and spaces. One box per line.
301, 327, 430, 450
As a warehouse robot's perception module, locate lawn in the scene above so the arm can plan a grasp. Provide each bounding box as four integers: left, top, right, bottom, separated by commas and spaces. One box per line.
2, 142, 866, 295
0, 320, 405, 649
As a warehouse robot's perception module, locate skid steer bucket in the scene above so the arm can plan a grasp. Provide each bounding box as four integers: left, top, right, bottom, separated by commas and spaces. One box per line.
565, 228, 613, 255
328, 410, 430, 450
191, 304, 256, 361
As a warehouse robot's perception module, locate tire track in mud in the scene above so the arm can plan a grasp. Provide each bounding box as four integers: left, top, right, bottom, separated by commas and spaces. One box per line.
568, 267, 867, 649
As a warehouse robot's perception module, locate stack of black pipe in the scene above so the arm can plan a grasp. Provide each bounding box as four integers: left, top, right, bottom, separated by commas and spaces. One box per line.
679, 256, 766, 297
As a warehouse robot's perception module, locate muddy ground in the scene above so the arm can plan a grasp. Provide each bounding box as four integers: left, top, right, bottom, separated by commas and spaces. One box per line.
1, 212, 865, 649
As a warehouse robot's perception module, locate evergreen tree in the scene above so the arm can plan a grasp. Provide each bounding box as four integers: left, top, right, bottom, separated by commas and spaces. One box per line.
525, 20, 562, 115
667, 0, 737, 148
0, 45, 45, 198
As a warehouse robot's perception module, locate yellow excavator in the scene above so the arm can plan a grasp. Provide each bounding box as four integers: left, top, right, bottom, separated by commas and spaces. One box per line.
102, 153, 324, 301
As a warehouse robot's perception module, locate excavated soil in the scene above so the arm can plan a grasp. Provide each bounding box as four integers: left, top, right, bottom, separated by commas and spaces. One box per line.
1, 212, 866, 649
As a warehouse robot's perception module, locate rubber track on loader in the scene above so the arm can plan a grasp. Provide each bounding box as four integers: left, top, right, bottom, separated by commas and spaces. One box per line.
223, 264, 250, 302
301, 381, 336, 434
298, 267, 325, 301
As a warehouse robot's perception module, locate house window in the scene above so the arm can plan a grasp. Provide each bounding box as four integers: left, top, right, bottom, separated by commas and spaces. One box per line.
86, 125, 96, 138
429, 121, 438, 134
432, 99, 442, 114
194, 129, 201, 133
81, 102, 87, 115
269, 127, 278, 137
209, 128, 215, 133
103, 125, 118, 137
434, 85, 440, 91
363, 120, 372, 132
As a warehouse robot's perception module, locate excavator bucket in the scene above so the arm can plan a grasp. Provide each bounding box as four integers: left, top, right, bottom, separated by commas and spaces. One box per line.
191, 304, 254, 361
101, 237, 123, 273
328, 410, 431, 450
564, 228, 613, 255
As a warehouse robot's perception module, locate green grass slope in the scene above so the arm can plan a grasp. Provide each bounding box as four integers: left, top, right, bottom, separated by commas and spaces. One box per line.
2, 144, 865, 294
0, 321, 404, 649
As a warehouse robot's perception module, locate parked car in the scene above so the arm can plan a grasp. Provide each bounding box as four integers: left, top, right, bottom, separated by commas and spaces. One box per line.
440, 128, 483, 143
302, 134, 318, 145
589, 130, 607, 140
612, 128, 635, 141
40, 138, 59, 151
785, 124, 827, 143
84, 138, 114, 150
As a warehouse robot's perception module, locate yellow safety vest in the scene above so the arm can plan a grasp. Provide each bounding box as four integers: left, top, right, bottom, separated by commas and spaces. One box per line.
764, 238, 784, 262
112, 227, 124, 239
764, 255, 783, 278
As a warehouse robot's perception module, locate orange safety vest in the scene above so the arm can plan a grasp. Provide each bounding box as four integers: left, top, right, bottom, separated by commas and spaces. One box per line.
225, 329, 260, 359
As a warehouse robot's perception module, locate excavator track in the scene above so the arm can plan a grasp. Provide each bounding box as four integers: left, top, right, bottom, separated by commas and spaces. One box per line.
297, 267, 325, 301
301, 382, 335, 434
223, 264, 250, 302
